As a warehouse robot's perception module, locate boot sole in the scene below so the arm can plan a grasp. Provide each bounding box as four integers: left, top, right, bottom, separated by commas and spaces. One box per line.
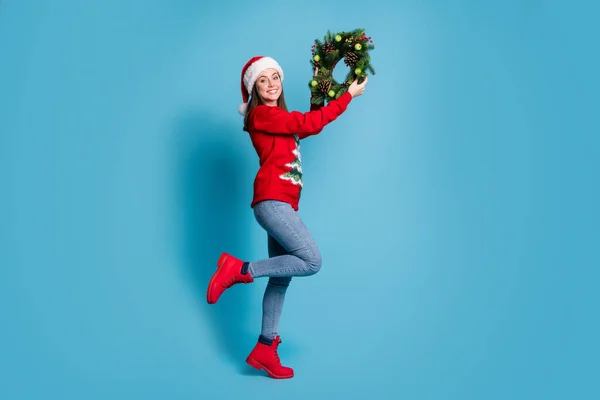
206, 253, 228, 304
246, 356, 294, 379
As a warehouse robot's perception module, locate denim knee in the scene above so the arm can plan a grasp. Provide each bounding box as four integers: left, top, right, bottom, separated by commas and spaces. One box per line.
305, 246, 322, 275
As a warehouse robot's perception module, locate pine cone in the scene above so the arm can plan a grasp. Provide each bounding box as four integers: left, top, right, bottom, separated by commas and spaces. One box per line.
322, 42, 335, 55
317, 80, 332, 94
344, 52, 359, 67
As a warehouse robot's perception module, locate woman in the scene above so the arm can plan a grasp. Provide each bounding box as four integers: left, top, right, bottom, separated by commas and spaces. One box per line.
207, 56, 367, 379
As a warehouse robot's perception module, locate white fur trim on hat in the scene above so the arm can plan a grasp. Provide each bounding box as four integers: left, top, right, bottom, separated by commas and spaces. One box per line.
238, 102, 248, 116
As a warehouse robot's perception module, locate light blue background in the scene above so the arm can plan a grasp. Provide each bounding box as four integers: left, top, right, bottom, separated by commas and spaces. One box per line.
1, 0, 598, 399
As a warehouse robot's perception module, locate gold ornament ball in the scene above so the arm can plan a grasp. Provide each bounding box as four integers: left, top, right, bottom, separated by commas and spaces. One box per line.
355, 43, 362, 51
335, 34, 342, 42
328, 90, 336, 97
311, 80, 318, 87
313, 55, 321, 62
355, 68, 362, 75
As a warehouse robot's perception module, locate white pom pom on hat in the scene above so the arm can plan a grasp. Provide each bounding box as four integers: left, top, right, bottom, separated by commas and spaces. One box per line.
238, 56, 284, 116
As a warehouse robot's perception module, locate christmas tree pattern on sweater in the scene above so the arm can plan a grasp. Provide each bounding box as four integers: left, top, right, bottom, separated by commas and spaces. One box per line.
280, 135, 303, 188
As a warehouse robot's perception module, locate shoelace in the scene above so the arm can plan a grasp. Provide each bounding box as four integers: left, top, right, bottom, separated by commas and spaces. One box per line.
272, 347, 281, 364
272, 338, 282, 364
222, 276, 244, 287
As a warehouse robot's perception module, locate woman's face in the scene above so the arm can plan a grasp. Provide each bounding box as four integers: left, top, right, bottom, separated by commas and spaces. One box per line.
255, 68, 281, 106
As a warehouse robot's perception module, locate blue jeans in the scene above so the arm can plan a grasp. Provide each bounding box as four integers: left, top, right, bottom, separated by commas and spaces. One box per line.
248, 200, 322, 340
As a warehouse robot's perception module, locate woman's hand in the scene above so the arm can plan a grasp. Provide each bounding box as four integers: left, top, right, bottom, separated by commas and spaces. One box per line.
348, 76, 368, 98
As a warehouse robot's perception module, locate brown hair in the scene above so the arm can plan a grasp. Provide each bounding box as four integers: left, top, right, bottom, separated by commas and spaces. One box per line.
243, 77, 288, 132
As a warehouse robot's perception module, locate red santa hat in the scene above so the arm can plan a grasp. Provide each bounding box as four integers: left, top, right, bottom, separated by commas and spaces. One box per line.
238, 56, 284, 116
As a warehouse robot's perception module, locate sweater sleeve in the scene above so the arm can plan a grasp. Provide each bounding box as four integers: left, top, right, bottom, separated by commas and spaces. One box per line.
304, 97, 325, 137
250, 92, 352, 139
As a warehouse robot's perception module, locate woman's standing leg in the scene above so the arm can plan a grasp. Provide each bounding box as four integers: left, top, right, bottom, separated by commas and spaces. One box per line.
243, 200, 321, 379
259, 235, 292, 344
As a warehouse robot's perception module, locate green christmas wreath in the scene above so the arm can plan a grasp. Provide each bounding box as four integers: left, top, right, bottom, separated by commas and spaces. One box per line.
308, 28, 375, 105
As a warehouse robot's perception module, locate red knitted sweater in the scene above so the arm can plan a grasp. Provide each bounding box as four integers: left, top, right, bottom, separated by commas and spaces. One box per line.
247, 92, 352, 211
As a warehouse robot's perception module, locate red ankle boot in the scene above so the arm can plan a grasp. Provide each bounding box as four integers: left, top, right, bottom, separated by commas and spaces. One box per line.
246, 336, 294, 379
206, 252, 253, 304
